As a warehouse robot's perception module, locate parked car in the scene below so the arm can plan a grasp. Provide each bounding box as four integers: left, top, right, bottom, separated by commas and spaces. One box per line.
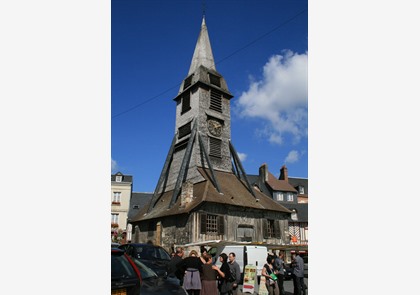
111, 248, 142, 295
120, 243, 171, 277
132, 257, 187, 295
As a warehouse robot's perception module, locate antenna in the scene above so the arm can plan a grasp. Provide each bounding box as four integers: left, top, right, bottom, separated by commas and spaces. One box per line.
202, 0, 206, 18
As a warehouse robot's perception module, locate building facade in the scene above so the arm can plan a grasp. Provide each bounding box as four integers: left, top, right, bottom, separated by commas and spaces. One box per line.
111, 172, 133, 243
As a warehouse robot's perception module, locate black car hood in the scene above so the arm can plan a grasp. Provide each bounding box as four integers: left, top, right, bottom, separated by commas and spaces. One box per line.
142, 277, 186, 295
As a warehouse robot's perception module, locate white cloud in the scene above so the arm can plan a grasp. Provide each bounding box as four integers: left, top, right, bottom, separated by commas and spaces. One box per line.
234, 50, 308, 145
284, 150, 299, 164
237, 152, 247, 162
111, 158, 118, 173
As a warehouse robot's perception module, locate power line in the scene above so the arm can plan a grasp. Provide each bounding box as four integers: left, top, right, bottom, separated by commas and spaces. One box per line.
112, 8, 307, 119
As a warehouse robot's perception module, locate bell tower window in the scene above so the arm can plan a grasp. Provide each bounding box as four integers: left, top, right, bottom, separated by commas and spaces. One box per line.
209, 73, 221, 87
209, 89, 222, 113
209, 137, 222, 158
181, 92, 191, 114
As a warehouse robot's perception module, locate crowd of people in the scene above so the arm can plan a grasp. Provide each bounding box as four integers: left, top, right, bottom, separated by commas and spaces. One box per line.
167, 247, 241, 295
167, 247, 306, 295
261, 251, 307, 295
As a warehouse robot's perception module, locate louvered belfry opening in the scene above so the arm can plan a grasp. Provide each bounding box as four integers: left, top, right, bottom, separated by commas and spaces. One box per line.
209, 89, 222, 112
178, 121, 191, 139
209, 137, 222, 158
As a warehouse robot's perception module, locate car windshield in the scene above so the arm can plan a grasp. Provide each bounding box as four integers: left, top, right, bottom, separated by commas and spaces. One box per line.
135, 245, 171, 260
132, 258, 158, 279
111, 253, 138, 280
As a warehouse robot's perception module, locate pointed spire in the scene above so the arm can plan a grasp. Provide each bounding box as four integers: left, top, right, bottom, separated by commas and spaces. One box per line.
188, 17, 216, 75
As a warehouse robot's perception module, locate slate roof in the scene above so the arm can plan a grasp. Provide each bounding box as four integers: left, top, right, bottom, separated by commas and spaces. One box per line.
282, 203, 308, 222
131, 168, 292, 222
111, 172, 133, 183
128, 192, 153, 221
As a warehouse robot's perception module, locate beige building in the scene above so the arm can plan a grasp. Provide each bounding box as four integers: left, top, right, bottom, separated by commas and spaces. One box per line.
111, 172, 133, 242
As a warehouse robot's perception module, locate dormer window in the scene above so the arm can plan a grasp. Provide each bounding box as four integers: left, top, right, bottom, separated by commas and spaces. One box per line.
287, 193, 294, 202
299, 186, 304, 194
116, 175, 122, 182
291, 209, 298, 221
273, 191, 284, 201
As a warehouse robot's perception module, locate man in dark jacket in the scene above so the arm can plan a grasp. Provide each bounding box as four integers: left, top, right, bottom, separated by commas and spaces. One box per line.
292, 251, 306, 295
167, 247, 184, 286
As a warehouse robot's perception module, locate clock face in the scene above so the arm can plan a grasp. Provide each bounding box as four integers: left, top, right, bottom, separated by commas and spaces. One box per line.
207, 119, 222, 137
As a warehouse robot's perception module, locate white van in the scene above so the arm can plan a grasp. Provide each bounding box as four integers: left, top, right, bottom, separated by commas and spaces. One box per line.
209, 244, 268, 277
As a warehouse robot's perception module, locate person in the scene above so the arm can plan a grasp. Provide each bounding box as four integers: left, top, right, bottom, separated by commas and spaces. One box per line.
262, 255, 279, 295
215, 253, 233, 295
200, 247, 209, 264
274, 252, 285, 295
291, 251, 306, 295
228, 252, 241, 295
177, 249, 203, 295
200, 253, 219, 295
168, 247, 184, 286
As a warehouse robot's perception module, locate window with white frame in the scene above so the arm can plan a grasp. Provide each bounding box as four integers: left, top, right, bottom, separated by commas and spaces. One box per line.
116, 175, 122, 182
287, 193, 294, 202
291, 209, 298, 221
299, 186, 304, 194
273, 191, 284, 201
111, 213, 119, 224
113, 192, 121, 203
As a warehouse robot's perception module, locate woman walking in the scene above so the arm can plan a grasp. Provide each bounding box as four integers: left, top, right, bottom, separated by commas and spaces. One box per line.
262, 255, 279, 295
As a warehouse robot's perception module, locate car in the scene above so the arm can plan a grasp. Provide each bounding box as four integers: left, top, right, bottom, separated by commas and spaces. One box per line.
112, 242, 121, 248
111, 248, 142, 295
132, 257, 188, 295
120, 243, 171, 277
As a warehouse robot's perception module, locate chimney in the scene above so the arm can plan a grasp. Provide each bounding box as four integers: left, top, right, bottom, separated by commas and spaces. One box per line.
180, 181, 194, 207
279, 165, 288, 182
259, 163, 269, 182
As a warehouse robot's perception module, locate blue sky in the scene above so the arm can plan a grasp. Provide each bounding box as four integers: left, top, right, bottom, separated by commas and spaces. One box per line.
112, 0, 308, 192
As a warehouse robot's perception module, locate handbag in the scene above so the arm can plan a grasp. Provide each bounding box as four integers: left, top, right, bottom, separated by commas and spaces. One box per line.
270, 273, 278, 281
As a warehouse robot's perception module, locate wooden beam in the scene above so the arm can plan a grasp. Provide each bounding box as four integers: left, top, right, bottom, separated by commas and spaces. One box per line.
147, 133, 177, 213
169, 119, 197, 208
229, 140, 257, 198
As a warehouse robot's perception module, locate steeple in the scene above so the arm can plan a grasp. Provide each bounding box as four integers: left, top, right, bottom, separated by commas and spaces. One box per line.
144, 17, 258, 213
188, 17, 216, 75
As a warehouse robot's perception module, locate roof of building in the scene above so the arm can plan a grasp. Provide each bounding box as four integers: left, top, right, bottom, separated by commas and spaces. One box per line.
282, 203, 308, 222
131, 168, 292, 222
111, 172, 133, 183
128, 192, 153, 220
266, 171, 297, 192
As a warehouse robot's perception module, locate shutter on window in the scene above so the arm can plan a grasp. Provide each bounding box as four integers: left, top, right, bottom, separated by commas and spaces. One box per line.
217, 215, 225, 235
274, 220, 281, 238
263, 219, 268, 238
200, 213, 207, 234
